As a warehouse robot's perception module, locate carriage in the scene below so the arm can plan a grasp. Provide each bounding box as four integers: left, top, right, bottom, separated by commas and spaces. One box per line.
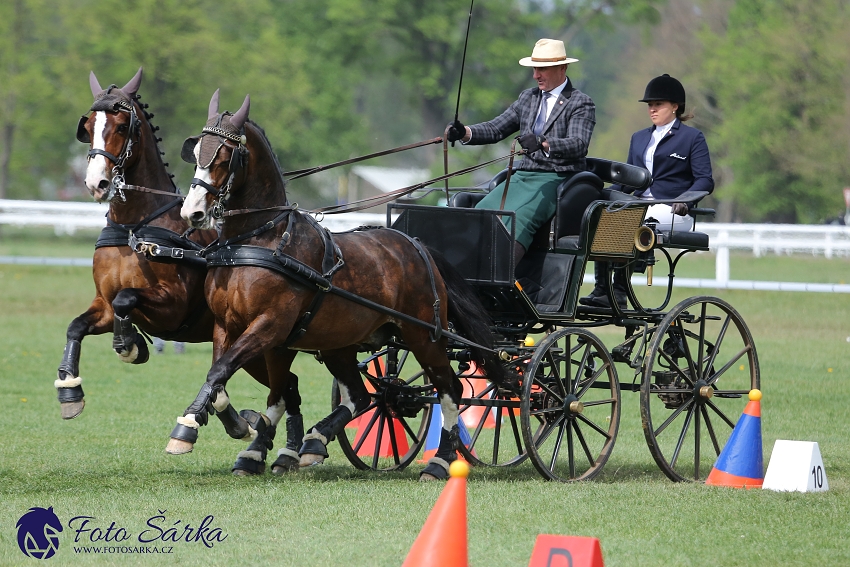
331, 159, 759, 483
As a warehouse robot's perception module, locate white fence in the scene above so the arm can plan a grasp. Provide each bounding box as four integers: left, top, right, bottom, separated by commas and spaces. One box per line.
1, 199, 848, 292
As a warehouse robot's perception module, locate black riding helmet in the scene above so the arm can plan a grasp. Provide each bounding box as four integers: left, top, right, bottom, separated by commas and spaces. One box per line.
639, 74, 686, 114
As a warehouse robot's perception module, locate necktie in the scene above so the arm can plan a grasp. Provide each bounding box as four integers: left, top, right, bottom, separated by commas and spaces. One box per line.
533, 92, 550, 135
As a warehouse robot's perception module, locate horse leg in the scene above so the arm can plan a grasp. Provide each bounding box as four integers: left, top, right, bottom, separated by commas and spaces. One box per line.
231, 349, 304, 476
299, 347, 370, 467
56, 298, 112, 419
111, 289, 151, 364
419, 365, 464, 481
165, 321, 281, 455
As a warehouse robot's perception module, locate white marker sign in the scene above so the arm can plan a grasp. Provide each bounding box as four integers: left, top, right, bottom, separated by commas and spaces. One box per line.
762, 440, 828, 492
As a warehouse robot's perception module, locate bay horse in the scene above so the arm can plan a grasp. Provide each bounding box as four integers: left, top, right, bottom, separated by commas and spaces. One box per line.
172, 91, 508, 479
60, 70, 305, 474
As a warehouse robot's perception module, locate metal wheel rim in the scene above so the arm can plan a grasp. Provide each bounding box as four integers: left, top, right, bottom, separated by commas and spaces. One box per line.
640, 296, 760, 482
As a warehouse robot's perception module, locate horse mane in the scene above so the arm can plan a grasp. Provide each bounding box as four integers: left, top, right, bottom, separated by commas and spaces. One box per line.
132, 94, 179, 193
246, 119, 286, 189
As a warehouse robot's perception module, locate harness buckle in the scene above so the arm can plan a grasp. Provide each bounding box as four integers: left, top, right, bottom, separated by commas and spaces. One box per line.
170, 248, 184, 259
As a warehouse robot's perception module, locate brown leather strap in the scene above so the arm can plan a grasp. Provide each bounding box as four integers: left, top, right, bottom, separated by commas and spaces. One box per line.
120, 183, 183, 198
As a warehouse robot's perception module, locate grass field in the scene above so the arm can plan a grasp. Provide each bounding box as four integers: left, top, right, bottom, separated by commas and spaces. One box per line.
0, 232, 849, 566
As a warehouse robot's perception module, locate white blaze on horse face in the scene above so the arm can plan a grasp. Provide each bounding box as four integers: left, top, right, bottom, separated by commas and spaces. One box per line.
84, 112, 112, 201
181, 142, 216, 229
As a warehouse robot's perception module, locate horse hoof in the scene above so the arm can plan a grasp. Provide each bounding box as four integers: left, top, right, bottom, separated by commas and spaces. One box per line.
165, 438, 194, 455
299, 454, 325, 467
271, 456, 300, 475
118, 344, 139, 363
419, 473, 440, 482
232, 467, 263, 477
60, 400, 85, 420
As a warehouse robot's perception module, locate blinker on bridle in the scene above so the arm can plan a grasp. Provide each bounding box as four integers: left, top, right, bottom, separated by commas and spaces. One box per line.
76, 85, 141, 202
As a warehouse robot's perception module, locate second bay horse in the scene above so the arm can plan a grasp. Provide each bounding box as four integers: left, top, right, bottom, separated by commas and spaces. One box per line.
172, 91, 508, 479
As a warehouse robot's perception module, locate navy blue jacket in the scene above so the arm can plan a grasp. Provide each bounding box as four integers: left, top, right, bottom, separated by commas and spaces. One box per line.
613, 119, 714, 200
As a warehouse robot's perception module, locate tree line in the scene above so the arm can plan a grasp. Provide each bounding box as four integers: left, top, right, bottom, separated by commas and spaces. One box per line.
1, 0, 847, 222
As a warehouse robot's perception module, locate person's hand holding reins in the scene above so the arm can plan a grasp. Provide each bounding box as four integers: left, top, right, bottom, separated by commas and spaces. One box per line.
516, 133, 544, 154
446, 120, 468, 143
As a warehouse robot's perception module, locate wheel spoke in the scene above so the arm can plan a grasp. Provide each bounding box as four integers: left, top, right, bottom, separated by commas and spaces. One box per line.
506, 404, 524, 455
533, 377, 566, 405
548, 419, 568, 473
387, 414, 401, 466
706, 345, 752, 386
573, 420, 598, 467
397, 414, 421, 442
652, 398, 694, 438
701, 404, 722, 456
491, 405, 503, 463
702, 313, 731, 379
534, 413, 566, 448
576, 361, 611, 399
576, 412, 612, 439
670, 405, 695, 468
704, 398, 737, 429
352, 408, 381, 454
572, 343, 592, 396
697, 303, 707, 380
694, 403, 701, 479
674, 320, 699, 386
371, 414, 386, 469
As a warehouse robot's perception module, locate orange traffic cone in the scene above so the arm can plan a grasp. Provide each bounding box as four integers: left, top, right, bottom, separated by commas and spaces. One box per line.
706, 389, 764, 488
402, 461, 469, 567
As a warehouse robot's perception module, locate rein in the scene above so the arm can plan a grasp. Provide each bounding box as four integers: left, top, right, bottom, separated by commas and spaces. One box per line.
284, 138, 444, 180
310, 149, 524, 215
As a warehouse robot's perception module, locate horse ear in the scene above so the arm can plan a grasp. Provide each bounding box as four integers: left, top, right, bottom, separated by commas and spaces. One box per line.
230, 95, 250, 131
121, 67, 143, 98
208, 89, 221, 120
89, 71, 103, 97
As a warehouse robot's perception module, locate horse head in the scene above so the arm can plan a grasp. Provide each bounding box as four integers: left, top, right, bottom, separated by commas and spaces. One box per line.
181, 90, 252, 229
77, 68, 145, 203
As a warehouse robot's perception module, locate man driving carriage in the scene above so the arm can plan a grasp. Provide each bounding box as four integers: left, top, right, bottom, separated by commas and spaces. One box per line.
445, 38, 596, 266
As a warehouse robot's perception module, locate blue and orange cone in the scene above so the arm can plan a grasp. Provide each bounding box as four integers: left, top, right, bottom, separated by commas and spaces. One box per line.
706, 389, 763, 488
402, 460, 469, 567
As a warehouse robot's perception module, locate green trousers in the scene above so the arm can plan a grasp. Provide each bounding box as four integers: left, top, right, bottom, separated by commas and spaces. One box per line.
474, 170, 568, 249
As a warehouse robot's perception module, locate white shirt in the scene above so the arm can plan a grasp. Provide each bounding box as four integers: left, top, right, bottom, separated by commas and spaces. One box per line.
642, 119, 676, 198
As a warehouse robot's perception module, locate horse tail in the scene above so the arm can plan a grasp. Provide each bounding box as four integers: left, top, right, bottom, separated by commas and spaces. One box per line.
427, 247, 510, 386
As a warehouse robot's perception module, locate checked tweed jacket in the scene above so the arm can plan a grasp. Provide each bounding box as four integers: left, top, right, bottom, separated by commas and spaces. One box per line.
466, 78, 595, 173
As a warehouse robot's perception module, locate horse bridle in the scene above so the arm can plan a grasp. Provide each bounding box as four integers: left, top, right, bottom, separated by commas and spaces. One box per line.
76, 85, 141, 202
182, 114, 249, 219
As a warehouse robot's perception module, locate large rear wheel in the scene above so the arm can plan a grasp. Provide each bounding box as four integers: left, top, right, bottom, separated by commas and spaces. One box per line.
640, 296, 760, 482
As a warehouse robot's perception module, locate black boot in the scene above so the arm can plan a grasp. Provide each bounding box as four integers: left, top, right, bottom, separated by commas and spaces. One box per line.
580, 263, 628, 310
579, 262, 609, 306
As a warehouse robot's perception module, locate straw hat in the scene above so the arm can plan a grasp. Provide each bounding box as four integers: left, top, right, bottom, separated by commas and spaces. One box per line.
519, 39, 579, 67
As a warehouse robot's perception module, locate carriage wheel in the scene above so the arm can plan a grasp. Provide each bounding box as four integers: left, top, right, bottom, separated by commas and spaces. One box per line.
332, 346, 433, 471
520, 328, 621, 482
455, 360, 528, 468
640, 296, 759, 482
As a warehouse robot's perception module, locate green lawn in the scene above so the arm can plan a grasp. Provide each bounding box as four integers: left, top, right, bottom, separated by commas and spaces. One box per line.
0, 243, 848, 566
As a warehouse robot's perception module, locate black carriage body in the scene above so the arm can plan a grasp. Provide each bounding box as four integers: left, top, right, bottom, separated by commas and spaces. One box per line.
389, 198, 651, 327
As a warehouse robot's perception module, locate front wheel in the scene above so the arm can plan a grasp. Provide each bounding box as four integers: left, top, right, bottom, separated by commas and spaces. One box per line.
640, 296, 760, 482
333, 347, 433, 471
520, 328, 621, 482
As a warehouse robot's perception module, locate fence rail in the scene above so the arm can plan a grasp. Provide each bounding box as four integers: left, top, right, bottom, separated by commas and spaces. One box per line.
1, 200, 847, 292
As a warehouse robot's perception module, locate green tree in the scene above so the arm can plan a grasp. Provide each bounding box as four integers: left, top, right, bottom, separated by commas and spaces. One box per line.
703, 0, 850, 223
